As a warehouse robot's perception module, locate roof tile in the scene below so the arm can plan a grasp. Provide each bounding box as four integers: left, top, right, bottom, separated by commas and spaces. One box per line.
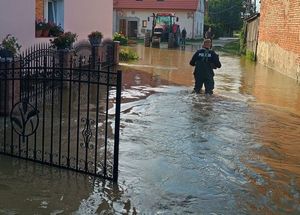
114, 0, 199, 10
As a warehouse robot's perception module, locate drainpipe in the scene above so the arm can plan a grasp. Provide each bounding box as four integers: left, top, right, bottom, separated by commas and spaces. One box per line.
254, 30, 259, 61
192, 12, 195, 39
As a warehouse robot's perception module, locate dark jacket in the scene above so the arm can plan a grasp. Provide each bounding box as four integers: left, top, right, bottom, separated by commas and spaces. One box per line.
181, 29, 187, 38
205, 31, 214, 40
189, 48, 221, 76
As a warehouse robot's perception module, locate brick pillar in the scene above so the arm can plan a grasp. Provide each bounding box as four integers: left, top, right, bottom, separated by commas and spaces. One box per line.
113, 41, 120, 65
57, 49, 75, 88
91, 44, 102, 69
97, 44, 106, 68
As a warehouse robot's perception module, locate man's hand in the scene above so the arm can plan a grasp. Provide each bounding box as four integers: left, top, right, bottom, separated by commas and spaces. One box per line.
210, 63, 217, 69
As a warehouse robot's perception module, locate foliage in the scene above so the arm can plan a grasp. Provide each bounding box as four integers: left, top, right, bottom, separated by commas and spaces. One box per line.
50, 32, 77, 50
0, 34, 22, 55
49, 23, 64, 37
35, 19, 47, 31
36, 19, 63, 37
119, 48, 139, 61
239, 23, 247, 54
214, 39, 240, 55
113, 32, 128, 46
88, 31, 103, 40
205, 0, 243, 37
246, 50, 255, 61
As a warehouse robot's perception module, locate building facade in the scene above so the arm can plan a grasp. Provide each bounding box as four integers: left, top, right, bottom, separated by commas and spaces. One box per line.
113, 0, 205, 39
257, 0, 300, 80
0, 0, 113, 50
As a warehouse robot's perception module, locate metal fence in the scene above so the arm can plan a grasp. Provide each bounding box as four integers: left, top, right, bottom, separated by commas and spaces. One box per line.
0, 44, 122, 181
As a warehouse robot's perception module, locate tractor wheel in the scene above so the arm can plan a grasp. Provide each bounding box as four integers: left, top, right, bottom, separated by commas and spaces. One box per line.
152, 36, 160, 48
144, 32, 151, 47
168, 33, 175, 48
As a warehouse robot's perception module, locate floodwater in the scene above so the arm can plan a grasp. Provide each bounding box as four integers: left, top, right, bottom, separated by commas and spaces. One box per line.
1, 43, 300, 214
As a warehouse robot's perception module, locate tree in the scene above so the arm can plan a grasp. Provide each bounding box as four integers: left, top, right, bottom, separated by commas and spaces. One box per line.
205, 0, 243, 37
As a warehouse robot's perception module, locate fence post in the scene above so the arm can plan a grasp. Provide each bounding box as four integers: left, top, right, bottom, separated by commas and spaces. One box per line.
113, 41, 120, 65
91, 44, 102, 69
113, 70, 122, 182
58, 49, 75, 69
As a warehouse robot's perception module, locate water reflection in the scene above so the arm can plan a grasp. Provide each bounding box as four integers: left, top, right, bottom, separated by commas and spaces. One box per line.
117, 44, 300, 214
0, 156, 134, 214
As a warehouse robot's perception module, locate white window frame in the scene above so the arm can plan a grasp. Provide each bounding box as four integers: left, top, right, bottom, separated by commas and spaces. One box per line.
44, 0, 64, 28
44, 0, 56, 23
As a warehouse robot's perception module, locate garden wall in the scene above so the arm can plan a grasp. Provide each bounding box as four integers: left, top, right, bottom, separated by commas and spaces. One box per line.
257, 0, 300, 80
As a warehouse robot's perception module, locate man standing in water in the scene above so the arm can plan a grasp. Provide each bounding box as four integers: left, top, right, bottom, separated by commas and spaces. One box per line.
181, 27, 187, 47
205, 27, 214, 40
205, 27, 214, 48
189, 39, 221, 95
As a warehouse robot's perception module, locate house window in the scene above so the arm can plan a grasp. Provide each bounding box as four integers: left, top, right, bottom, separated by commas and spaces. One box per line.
142, 20, 147, 28
44, 0, 64, 27
35, 0, 64, 38
47, 1, 56, 23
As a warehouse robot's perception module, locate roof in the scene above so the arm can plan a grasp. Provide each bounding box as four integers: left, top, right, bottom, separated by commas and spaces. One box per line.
244, 13, 260, 22
113, 0, 199, 11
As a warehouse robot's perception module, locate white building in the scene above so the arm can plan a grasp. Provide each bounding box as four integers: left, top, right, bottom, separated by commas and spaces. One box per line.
113, 0, 205, 39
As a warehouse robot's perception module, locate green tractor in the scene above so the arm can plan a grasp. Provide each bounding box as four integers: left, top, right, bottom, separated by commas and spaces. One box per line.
144, 13, 181, 48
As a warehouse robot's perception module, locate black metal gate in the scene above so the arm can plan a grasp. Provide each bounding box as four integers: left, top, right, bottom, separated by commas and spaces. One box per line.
0, 44, 122, 181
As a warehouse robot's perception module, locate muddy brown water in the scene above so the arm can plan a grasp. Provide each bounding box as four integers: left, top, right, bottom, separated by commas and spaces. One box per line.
1, 44, 300, 214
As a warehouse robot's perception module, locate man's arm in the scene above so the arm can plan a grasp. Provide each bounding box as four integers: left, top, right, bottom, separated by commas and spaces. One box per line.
212, 52, 221, 68
189, 52, 198, 66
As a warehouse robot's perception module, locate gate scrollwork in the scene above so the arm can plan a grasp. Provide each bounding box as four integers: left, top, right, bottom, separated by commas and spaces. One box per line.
10, 99, 39, 142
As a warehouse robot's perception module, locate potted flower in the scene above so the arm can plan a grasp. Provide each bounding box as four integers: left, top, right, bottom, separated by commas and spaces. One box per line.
50, 31, 77, 50
49, 23, 64, 37
113, 32, 128, 45
88, 31, 103, 46
35, 19, 46, 37
0, 34, 22, 59
42, 22, 53, 37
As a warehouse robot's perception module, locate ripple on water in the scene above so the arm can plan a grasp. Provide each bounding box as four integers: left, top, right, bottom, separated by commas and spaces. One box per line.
118, 84, 300, 214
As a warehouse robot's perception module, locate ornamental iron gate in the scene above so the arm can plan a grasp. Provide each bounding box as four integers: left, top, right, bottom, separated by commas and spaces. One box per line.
0, 44, 122, 181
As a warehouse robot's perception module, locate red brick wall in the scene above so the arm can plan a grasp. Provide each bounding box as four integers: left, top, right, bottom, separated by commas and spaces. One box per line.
259, 0, 300, 55
35, 0, 44, 20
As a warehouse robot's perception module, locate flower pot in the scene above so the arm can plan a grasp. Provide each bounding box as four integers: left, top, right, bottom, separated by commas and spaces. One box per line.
89, 37, 102, 46
42, 29, 50, 37
35, 30, 43, 37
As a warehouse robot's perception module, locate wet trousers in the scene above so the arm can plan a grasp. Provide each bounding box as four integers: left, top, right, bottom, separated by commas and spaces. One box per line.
193, 71, 214, 94
181, 38, 186, 46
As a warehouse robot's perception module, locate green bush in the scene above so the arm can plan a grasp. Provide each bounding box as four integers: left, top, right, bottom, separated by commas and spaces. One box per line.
119, 48, 139, 62
113, 32, 128, 45
216, 40, 240, 55
246, 50, 255, 61
239, 24, 247, 55
0, 34, 22, 55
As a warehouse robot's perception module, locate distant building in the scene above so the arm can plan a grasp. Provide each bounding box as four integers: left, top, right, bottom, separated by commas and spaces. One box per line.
113, 0, 205, 39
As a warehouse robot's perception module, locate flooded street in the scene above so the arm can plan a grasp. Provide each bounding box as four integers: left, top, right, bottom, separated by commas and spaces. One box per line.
1, 43, 300, 214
